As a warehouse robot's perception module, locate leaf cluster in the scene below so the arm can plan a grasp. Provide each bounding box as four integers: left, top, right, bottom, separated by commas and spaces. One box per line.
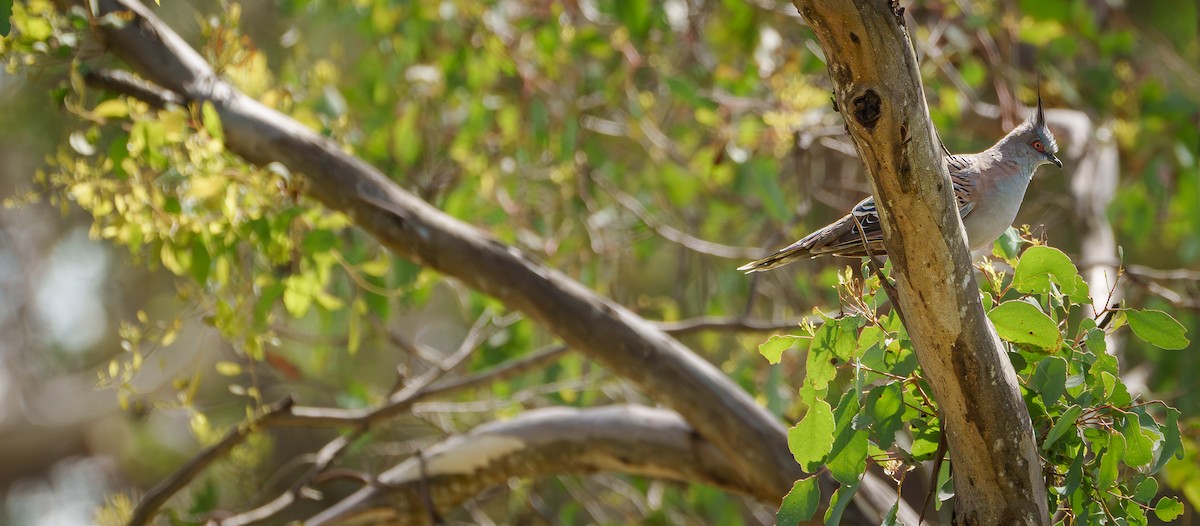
768, 231, 1189, 525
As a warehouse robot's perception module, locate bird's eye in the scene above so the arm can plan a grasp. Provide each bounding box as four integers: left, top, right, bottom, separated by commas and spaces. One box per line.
1032, 140, 1045, 152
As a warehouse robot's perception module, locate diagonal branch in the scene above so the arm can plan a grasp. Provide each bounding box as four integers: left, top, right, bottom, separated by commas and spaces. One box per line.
303, 406, 756, 526
124, 343, 569, 526
791, 1, 1050, 524
68, 0, 798, 502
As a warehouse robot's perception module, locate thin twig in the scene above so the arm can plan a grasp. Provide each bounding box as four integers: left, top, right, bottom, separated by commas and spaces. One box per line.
128, 342, 569, 524
127, 397, 296, 526
653, 316, 817, 336
591, 174, 763, 260
1126, 265, 1200, 281
215, 434, 357, 526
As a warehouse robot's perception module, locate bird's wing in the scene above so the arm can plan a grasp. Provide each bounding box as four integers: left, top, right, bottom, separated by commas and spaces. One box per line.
947, 154, 978, 219
796, 196, 886, 257
737, 196, 885, 272
739, 153, 984, 273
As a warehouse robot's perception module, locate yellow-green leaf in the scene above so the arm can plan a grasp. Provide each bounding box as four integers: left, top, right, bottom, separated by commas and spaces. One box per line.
201, 101, 224, 142
215, 361, 242, 376
1125, 309, 1189, 350
1013, 245, 1089, 297
777, 476, 820, 525
988, 301, 1063, 353
759, 334, 802, 365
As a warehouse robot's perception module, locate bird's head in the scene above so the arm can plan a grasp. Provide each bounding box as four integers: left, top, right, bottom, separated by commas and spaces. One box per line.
1011, 92, 1062, 169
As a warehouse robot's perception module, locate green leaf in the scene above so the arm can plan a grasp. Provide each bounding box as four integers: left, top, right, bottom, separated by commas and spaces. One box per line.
201, 101, 224, 142
189, 235, 211, 284
788, 399, 834, 472
776, 476, 820, 525
992, 226, 1023, 261
865, 383, 904, 448
1125, 309, 1190, 350
282, 274, 317, 318
1097, 432, 1123, 490
1121, 414, 1155, 468
827, 390, 867, 485
988, 300, 1064, 353
1151, 407, 1183, 473
1154, 496, 1184, 521
910, 419, 941, 460
1133, 477, 1158, 503
805, 317, 856, 390
823, 483, 860, 526
881, 502, 899, 526
1060, 446, 1085, 496
1042, 405, 1082, 450
759, 334, 802, 365
1013, 245, 1089, 297
0, 0, 12, 37
1032, 355, 1068, 407
1086, 354, 1131, 406
302, 229, 338, 254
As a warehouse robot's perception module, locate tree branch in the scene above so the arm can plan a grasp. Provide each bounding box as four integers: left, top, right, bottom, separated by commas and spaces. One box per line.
791, 1, 1049, 524
127, 397, 296, 526
304, 406, 754, 526
68, 2, 927, 523
69, 0, 798, 501
653, 315, 815, 336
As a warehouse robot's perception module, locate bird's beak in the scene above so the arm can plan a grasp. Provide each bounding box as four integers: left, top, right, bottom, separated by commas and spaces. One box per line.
1048, 154, 1062, 168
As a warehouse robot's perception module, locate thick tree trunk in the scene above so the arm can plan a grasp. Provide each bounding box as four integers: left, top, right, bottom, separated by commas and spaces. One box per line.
790, 2, 1050, 524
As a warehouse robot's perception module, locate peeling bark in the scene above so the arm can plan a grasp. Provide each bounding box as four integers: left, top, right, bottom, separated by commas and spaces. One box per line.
305, 406, 750, 525
791, 2, 1050, 524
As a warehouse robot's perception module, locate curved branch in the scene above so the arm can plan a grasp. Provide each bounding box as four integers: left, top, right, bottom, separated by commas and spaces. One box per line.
791, 1, 1049, 524
70, 0, 795, 501
304, 406, 752, 526
69, 2, 925, 523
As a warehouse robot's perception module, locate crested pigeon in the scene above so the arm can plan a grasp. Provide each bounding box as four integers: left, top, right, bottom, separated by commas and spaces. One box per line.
739, 95, 1062, 273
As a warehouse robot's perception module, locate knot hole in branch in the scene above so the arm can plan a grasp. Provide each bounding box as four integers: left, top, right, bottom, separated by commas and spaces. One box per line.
852, 89, 882, 131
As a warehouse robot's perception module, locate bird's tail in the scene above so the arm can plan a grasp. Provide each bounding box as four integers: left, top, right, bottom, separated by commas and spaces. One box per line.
738, 214, 878, 273
737, 238, 818, 273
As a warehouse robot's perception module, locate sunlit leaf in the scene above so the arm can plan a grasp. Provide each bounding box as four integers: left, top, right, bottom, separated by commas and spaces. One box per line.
826, 389, 867, 485
215, 361, 242, 376
864, 382, 903, 448
776, 476, 820, 525
1012, 245, 1089, 297
1154, 496, 1184, 521
1125, 309, 1190, 350
988, 300, 1063, 353
823, 482, 860, 526
759, 334, 802, 365
788, 398, 834, 472
201, 101, 224, 142
1097, 432, 1123, 489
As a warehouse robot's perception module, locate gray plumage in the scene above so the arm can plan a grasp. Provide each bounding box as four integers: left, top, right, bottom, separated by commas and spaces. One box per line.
740, 95, 1062, 273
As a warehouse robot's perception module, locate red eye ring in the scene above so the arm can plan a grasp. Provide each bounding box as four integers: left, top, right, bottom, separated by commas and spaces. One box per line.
1032, 140, 1045, 152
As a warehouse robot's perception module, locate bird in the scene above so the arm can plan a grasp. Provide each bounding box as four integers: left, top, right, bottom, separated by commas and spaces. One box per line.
738, 94, 1062, 273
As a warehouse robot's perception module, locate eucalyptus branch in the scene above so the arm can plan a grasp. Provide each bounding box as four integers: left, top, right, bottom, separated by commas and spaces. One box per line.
653, 315, 817, 336
125, 341, 568, 526
83, 68, 183, 109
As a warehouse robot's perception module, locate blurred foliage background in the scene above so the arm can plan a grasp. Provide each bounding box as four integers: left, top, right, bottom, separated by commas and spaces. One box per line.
0, 0, 1196, 523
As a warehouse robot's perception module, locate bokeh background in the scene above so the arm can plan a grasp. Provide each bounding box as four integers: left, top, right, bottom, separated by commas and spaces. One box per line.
0, 0, 1197, 524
